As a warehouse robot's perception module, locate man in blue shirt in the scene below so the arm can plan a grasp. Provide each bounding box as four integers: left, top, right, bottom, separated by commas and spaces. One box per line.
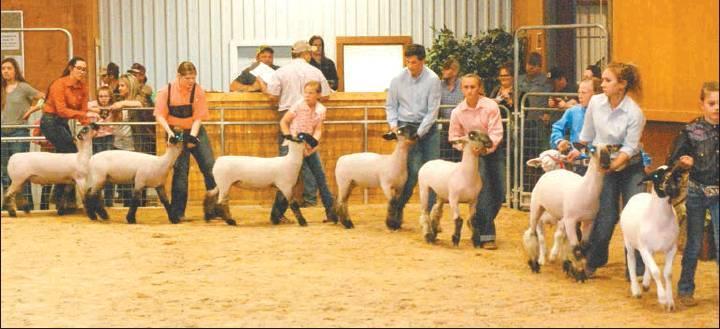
385, 44, 442, 230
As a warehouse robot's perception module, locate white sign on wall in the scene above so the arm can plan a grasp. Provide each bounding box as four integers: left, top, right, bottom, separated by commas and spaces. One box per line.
343, 45, 404, 92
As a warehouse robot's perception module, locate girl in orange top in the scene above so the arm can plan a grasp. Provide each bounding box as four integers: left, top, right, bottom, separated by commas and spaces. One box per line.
39, 56, 94, 214
153, 61, 216, 223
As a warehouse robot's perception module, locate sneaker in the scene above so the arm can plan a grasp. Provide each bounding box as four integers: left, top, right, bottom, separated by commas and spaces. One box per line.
679, 295, 697, 307
482, 241, 498, 250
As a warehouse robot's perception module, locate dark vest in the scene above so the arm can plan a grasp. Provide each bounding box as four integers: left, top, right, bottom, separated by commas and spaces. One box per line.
167, 83, 196, 119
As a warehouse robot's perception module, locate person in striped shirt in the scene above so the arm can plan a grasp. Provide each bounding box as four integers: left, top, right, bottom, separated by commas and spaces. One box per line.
269, 80, 338, 224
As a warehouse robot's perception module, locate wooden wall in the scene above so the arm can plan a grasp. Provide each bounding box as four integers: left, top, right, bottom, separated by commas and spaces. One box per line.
1, 0, 100, 98
159, 92, 395, 206
612, 0, 719, 123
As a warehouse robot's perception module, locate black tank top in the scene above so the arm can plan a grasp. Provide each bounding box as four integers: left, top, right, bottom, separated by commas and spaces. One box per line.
167, 83, 196, 119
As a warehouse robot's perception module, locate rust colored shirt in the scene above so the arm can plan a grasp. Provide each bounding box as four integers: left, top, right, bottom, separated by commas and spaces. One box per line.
153, 79, 209, 129
44, 75, 89, 123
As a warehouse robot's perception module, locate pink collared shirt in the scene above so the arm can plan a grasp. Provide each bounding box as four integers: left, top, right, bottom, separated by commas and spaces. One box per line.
448, 97, 504, 153
288, 100, 326, 136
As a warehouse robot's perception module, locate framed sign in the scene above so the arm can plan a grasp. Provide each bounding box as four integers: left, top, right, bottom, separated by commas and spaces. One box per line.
1, 10, 24, 72
336, 36, 412, 92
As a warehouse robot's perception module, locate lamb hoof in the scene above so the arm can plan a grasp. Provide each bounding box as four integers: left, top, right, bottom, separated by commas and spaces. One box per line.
574, 269, 588, 283
562, 260, 572, 274
21, 204, 32, 214
664, 301, 675, 312
340, 219, 354, 229
424, 233, 436, 244
297, 218, 308, 227
126, 217, 137, 224
57, 208, 66, 216
225, 219, 237, 226
7, 209, 17, 217
642, 285, 650, 292
97, 208, 109, 220
528, 260, 541, 273
452, 235, 461, 247
386, 219, 401, 231
632, 294, 642, 299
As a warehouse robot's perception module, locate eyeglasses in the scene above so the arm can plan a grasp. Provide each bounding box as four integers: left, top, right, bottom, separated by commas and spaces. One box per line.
499, 74, 511, 77
74, 66, 88, 72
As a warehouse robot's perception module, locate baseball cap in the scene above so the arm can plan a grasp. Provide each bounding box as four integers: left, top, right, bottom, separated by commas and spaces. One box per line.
291, 40, 317, 54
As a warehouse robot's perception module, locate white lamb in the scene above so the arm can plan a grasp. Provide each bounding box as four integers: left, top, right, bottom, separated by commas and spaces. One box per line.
526, 149, 568, 172
333, 126, 417, 229
3, 124, 98, 216
83, 135, 184, 224
522, 144, 610, 280
418, 130, 493, 246
206, 133, 318, 226
620, 165, 688, 311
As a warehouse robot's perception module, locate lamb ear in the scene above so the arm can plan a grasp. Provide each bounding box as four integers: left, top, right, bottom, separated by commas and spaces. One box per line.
298, 133, 319, 148
526, 158, 542, 168
382, 131, 397, 141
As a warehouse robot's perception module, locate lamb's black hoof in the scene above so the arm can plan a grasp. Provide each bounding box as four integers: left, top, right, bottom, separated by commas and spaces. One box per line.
386, 219, 401, 231
424, 233, 436, 244
21, 204, 32, 214
169, 217, 180, 224
97, 208, 109, 220
642, 285, 650, 292
127, 219, 137, 224
297, 218, 308, 227
87, 212, 98, 221
562, 260, 572, 274
573, 268, 587, 283
8, 209, 17, 217
340, 219, 354, 229
528, 260, 541, 273
57, 208, 66, 216
452, 234, 461, 247
225, 219, 237, 226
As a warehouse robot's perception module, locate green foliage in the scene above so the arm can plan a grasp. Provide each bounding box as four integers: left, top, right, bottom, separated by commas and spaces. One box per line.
427, 26, 525, 92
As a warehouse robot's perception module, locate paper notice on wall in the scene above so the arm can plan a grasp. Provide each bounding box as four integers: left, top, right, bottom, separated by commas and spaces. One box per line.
249, 62, 276, 83
1, 32, 20, 50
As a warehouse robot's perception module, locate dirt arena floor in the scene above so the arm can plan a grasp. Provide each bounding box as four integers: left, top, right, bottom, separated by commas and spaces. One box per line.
2, 204, 718, 327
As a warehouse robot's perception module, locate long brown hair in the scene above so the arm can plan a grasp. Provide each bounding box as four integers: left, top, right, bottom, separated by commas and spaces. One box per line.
1, 57, 27, 111
177, 61, 197, 76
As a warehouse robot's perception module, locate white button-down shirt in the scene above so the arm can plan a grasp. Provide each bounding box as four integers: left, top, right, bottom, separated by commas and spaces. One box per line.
267, 58, 331, 111
579, 93, 645, 157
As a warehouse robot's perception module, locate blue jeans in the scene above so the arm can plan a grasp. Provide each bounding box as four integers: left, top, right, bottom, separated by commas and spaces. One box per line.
678, 183, 719, 296
93, 135, 115, 206
270, 147, 336, 220
170, 126, 217, 219
1, 129, 33, 207
301, 162, 318, 204
472, 148, 506, 244
40, 114, 78, 207
585, 162, 646, 273
397, 123, 439, 213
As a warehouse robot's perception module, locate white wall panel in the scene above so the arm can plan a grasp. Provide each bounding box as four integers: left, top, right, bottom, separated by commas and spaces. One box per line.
100, 0, 511, 91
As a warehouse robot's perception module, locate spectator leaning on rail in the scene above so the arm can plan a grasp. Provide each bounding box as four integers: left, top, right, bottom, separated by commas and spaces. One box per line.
154, 61, 217, 223
1, 57, 45, 212
309, 35, 339, 91
668, 81, 719, 307
448, 74, 504, 250
572, 62, 647, 279
127, 63, 157, 156
384, 43, 442, 231
39, 56, 95, 214
438, 57, 464, 162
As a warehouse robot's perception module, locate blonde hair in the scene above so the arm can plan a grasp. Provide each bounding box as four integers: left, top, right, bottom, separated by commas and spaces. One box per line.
304, 80, 321, 93
177, 61, 197, 76
461, 73, 484, 94
700, 81, 719, 101
118, 73, 140, 101
606, 62, 642, 99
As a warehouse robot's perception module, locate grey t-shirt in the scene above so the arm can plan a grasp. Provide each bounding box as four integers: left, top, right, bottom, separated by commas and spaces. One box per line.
1, 82, 39, 125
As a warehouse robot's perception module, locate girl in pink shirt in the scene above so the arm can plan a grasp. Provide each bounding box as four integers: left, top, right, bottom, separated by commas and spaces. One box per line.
270, 81, 338, 224
448, 74, 505, 250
